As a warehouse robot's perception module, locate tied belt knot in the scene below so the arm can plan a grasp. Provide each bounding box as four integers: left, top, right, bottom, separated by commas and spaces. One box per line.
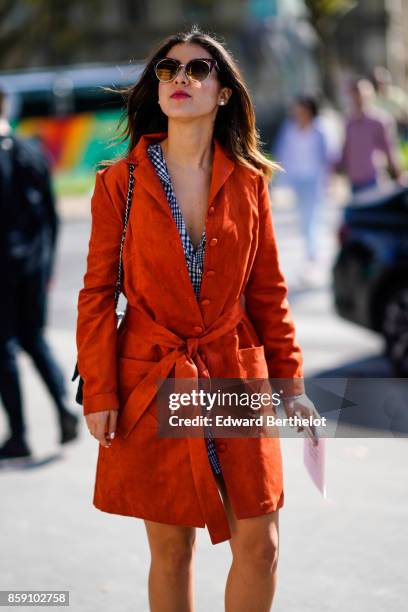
186, 336, 199, 358
183, 337, 208, 379
118, 299, 244, 439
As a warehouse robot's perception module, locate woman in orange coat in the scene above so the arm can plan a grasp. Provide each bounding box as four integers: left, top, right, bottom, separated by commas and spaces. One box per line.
76, 26, 320, 612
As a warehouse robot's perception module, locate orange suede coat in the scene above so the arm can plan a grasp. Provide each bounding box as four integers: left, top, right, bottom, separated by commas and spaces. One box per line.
76, 130, 305, 545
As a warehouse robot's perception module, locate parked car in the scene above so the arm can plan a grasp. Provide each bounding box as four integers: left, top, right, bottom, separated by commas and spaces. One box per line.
332, 184, 408, 375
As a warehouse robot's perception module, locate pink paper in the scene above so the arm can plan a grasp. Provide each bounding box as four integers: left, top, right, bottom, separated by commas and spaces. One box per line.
303, 435, 326, 497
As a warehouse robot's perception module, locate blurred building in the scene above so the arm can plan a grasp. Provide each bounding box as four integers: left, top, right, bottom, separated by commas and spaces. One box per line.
0, 0, 320, 149
2, 0, 406, 193
385, 0, 408, 92
0, 0, 321, 193
1, 1, 407, 92
0, 0, 305, 67
333, 0, 408, 90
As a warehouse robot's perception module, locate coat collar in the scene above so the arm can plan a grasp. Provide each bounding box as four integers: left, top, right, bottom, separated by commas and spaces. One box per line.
124, 130, 235, 207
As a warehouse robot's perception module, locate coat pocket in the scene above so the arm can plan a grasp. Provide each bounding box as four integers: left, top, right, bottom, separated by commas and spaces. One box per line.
237, 345, 269, 379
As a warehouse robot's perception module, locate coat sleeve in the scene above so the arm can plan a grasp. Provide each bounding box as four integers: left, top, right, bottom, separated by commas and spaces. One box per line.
76, 165, 127, 415
244, 173, 305, 396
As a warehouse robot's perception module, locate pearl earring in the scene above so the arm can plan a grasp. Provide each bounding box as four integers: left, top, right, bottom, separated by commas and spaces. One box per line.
219, 100, 225, 105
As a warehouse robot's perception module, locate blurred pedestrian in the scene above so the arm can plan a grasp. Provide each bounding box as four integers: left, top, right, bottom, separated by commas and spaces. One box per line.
273, 95, 330, 281
335, 79, 403, 195
0, 86, 78, 460
371, 66, 408, 138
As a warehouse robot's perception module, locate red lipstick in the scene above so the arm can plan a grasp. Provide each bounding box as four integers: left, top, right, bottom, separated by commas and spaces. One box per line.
170, 90, 191, 99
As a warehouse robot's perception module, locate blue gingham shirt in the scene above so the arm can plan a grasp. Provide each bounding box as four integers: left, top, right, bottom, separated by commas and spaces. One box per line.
147, 142, 222, 476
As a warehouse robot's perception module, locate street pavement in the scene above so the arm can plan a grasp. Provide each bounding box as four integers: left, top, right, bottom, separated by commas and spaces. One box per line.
0, 187, 407, 611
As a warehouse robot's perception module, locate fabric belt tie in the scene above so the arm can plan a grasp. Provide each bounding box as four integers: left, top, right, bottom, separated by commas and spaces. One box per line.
116, 299, 245, 544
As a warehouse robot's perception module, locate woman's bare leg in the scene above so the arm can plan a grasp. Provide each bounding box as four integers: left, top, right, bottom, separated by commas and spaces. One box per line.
215, 474, 280, 612
144, 520, 196, 612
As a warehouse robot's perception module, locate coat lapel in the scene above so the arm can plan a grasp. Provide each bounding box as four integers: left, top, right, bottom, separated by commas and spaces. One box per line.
125, 130, 235, 215
208, 136, 235, 205
126, 135, 172, 221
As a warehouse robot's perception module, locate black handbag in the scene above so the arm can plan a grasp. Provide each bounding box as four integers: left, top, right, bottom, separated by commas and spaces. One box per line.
71, 162, 136, 405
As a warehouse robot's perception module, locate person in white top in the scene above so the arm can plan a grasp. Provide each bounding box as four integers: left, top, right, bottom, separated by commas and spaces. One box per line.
273, 96, 330, 280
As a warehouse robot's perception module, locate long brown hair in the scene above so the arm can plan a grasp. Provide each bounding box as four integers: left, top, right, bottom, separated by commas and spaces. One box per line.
102, 25, 281, 180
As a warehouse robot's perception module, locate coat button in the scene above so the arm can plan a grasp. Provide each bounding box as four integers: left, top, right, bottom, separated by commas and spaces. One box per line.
209, 237, 218, 247
201, 299, 211, 306
208, 206, 215, 215
217, 443, 227, 452
206, 269, 215, 277
193, 325, 203, 334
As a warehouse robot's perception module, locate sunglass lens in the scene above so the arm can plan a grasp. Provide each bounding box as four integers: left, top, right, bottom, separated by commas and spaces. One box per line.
187, 60, 211, 81
155, 59, 178, 81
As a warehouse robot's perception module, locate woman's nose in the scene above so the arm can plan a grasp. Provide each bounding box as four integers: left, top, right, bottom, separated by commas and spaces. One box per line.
174, 66, 189, 85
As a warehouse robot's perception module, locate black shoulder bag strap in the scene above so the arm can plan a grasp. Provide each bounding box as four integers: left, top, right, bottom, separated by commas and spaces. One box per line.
71, 162, 136, 406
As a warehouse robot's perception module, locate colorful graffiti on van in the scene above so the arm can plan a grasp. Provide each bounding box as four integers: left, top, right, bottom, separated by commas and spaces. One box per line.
11, 109, 128, 195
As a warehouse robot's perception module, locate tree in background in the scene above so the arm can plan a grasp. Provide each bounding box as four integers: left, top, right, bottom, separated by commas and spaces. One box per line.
304, 0, 357, 104
0, 0, 104, 69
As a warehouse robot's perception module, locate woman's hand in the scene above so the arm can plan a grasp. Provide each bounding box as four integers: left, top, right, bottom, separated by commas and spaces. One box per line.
85, 409, 118, 448
282, 393, 321, 446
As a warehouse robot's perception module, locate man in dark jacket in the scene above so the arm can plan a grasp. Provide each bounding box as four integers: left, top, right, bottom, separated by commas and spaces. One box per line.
0, 86, 78, 459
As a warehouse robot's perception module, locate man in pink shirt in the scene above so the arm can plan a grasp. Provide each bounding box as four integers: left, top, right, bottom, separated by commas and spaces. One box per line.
336, 79, 402, 194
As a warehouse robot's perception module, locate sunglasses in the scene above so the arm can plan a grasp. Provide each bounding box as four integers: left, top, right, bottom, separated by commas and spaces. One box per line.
154, 57, 219, 83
